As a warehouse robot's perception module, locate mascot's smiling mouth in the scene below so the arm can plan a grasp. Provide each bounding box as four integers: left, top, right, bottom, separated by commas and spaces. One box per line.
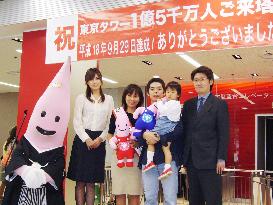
36, 126, 56, 136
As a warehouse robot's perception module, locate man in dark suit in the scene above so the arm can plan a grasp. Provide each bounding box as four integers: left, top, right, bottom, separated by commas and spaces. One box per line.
182, 66, 230, 205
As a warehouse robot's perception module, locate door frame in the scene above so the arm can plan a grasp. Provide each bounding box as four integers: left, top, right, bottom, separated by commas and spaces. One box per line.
255, 114, 273, 170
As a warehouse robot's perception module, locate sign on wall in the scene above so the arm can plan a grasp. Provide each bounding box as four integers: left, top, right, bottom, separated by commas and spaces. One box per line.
46, 0, 273, 64
46, 15, 78, 64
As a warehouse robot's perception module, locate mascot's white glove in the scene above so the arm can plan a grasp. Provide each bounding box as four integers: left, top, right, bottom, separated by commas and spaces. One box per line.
21, 162, 46, 189
109, 137, 118, 150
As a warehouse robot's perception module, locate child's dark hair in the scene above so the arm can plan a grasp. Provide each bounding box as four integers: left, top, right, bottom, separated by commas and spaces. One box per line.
85, 68, 105, 103
122, 84, 144, 111
146, 78, 165, 93
166, 81, 181, 100
5, 126, 17, 151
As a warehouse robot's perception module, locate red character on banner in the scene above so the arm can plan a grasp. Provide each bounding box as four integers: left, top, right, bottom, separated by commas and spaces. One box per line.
54, 26, 75, 51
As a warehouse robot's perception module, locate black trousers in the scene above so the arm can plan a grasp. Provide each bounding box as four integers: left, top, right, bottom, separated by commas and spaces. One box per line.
187, 163, 222, 205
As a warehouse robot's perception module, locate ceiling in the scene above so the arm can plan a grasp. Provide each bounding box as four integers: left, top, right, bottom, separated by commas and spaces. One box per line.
99, 46, 273, 88
0, 21, 273, 93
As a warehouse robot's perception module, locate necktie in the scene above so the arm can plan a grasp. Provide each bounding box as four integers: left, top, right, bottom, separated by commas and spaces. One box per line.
197, 97, 204, 112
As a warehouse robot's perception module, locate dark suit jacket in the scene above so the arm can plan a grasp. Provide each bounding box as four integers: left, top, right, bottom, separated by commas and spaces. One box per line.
182, 94, 229, 169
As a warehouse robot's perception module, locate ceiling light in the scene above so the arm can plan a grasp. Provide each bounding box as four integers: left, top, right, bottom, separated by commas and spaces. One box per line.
142, 60, 152, 65
16, 49, 22, 53
0, 81, 19, 88
12, 38, 23, 43
176, 52, 201, 67
232, 54, 242, 59
259, 50, 273, 59
174, 76, 183, 80
251, 73, 259, 77
177, 53, 220, 80
213, 73, 220, 80
102, 77, 118, 84
231, 88, 255, 104
153, 75, 160, 78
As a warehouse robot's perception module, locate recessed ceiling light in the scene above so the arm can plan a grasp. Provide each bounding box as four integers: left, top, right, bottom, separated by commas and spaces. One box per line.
12, 38, 23, 43
232, 54, 242, 59
142, 60, 152, 65
153, 75, 160, 78
174, 76, 183, 80
16, 49, 22, 53
0, 81, 19, 88
102, 77, 118, 84
251, 73, 259, 77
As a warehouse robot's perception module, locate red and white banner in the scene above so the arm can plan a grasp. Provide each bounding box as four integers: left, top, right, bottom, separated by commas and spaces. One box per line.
46, 15, 78, 64
46, 0, 273, 64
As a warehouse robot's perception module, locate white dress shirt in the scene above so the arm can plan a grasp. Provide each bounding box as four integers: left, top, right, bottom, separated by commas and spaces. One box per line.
73, 94, 114, 142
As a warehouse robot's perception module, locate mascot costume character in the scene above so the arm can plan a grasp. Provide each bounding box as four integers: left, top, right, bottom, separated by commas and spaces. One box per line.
109, 107, 135, 168
2, 57, 71, 205
132, 104, 158, 141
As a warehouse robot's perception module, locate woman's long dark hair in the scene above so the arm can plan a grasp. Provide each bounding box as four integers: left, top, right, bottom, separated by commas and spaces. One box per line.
5, 126, 17, 151
122, 84, 144, 111
85, 68, 105, 103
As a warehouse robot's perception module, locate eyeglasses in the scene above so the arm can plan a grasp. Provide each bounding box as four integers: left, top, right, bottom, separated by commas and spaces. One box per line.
193, 78, 208, 83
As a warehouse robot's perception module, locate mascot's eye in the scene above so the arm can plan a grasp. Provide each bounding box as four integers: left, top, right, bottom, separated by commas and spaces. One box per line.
41, 111, 46, 117
55, 116, 60, 122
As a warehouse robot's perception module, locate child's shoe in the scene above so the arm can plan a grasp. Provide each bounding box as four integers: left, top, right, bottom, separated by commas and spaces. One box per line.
158, 167, 173, 180
142, 161, 155, 172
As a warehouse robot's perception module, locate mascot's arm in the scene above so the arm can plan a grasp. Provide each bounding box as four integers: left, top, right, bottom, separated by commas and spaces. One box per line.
109, 136, 118, 150
133, 107, 145, 119
5, 140, 30, 181
15, 163, 46, 189
14, 149, 64, 190
148, 102, 159, 118
42, 152, 65, 190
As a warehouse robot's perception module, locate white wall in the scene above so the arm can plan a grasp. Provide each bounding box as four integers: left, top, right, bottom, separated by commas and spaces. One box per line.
0, 92, 18, 156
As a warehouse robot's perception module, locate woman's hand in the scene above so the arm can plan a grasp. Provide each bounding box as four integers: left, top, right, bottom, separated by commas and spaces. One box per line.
91, 137, 103, 149
85, 138, 94, 150
143, 131, 159, 145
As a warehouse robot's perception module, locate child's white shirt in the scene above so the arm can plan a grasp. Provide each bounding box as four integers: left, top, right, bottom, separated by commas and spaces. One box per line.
156, 100, 181, 122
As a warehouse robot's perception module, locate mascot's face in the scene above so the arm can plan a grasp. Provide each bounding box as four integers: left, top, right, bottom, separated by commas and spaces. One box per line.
115, 108, 131, 137
24, 58, 70, 153
36, 111, 58, 136
29, 92, 68, 138
116, 120, 130, 137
